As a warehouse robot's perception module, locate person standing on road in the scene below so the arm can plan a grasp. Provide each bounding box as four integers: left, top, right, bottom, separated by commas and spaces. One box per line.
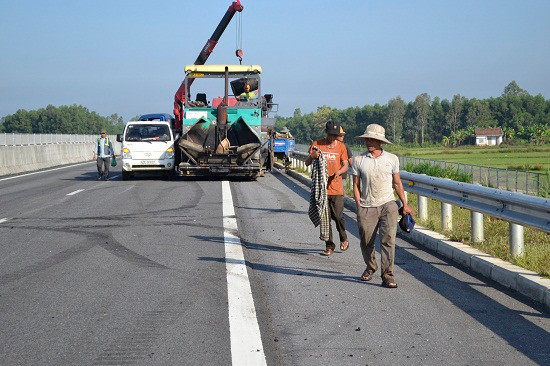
351, 124, 412, 288
336, 126, 353, 179
306, 120, 349, 256
93, 129, 115, 181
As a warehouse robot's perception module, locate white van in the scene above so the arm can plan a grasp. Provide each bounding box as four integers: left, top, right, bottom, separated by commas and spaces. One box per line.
117, 121, 176, 180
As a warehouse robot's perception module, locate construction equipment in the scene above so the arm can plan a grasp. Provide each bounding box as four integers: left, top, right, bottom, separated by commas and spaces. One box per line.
171, 0, 276, 178
173, 0, 244, 130
177, 64, 276, 178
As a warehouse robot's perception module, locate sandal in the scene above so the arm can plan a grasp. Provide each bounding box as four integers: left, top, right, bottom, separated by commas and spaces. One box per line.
381, 281, 398, 288
360, 269, 373, 282
321, 248, 334, 256
340, 240, 349, 251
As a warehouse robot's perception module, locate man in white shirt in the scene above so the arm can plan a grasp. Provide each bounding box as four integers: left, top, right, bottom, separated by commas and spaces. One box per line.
351, 124, 412, 288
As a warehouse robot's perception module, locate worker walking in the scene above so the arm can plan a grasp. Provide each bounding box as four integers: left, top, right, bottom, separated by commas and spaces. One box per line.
93, 129, 116, 181
351, 124, 413, 288
306, 120, 349, 256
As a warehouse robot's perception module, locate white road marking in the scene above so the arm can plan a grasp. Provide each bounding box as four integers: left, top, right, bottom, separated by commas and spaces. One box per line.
0, 218, 8, 224
0, 161, 94, 182
222, 180, 267, 366
66, 189, 85, 196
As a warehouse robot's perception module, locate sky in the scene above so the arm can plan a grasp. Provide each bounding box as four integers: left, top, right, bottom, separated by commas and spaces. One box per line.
1, 0, 550, 121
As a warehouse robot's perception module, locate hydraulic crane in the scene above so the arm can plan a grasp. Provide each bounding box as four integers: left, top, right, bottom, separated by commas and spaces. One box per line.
173, 0, 244, 130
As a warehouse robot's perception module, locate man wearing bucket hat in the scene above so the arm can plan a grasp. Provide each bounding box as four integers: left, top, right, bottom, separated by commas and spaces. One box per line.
92, 128, 116, 181
306, 120, 349, 255
276, 126, 293, 139
350, 124, 412, 288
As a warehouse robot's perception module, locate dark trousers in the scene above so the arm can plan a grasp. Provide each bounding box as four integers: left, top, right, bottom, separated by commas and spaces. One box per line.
97, 157, 110, 179
325, 195, 347, 250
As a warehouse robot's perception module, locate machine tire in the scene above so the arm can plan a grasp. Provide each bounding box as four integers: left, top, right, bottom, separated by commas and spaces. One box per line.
122, 171, 130, 181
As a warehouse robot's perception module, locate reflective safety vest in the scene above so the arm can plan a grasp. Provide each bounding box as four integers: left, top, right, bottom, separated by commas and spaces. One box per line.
97, 137, 114, 155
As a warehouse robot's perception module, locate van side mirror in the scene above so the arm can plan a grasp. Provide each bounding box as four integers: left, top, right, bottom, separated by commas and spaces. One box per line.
116, 134, 123, 142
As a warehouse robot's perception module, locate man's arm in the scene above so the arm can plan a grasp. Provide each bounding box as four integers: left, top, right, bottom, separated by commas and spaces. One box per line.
305, 145, 320, 166
333, 160, 348, 178
393, 173, 413, 215
353, 175, 361, 210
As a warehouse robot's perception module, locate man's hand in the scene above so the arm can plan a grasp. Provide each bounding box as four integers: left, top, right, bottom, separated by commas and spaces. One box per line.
309, 149, 320, 159
92, 154, 97, 161
401, 202, 413, 216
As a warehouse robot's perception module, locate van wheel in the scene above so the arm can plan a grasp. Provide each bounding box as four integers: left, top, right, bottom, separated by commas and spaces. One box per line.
122, 171, 130, 181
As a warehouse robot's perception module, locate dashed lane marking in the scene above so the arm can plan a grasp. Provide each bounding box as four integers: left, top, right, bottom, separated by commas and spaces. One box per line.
222, 180, 267, 366
0, 218, 9, 224
67, 189, 85, 196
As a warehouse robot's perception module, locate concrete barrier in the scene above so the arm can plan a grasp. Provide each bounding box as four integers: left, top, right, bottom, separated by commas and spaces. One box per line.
0, 141, 121, 177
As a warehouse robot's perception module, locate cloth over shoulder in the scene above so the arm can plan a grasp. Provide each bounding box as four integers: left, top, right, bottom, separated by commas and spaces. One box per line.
308, 146, 330, 241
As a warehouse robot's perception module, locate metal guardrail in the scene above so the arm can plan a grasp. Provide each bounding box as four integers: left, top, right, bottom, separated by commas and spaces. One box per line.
0, 133, 101, 146
296, 145, 546, 197
289, 150, 550, 256
399, 172, 550, 234
399, 156, 546, 197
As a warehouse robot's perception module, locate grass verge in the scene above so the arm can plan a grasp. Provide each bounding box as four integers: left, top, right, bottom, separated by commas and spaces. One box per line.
408, 196, 550, 277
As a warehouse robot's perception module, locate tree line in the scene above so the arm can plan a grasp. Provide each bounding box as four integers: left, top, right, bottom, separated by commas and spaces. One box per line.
1, 81, 549, 146
0, 104, 124, 135
275, 81, 550, 146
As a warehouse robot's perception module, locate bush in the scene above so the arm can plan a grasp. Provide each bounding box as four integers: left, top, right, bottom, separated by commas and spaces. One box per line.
403, 162, 473, 183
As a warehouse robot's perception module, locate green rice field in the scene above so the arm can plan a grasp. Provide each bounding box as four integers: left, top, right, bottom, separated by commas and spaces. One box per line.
384, 144, 550, 172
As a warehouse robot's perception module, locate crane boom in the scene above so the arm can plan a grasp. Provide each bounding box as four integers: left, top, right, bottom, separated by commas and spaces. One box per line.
173, 0, 244, 129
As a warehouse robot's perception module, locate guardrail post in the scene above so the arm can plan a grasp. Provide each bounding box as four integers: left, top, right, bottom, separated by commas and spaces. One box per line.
509, 223, 524, 256
418, 195, 428, 221
441, 202, 452, 231
471, 211, 484, 242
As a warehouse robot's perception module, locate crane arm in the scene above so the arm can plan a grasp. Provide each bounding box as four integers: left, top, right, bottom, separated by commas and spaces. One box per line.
173, 0, 244, 128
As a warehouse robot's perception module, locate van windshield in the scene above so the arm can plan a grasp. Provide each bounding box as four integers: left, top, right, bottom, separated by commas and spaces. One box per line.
125, 124, 171, 142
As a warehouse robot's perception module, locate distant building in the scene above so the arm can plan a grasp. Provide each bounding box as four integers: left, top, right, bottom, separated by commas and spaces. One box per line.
475, 128, 503, 146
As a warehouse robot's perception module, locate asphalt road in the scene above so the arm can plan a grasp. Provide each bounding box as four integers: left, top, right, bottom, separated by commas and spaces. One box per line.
0, 162, 548, 366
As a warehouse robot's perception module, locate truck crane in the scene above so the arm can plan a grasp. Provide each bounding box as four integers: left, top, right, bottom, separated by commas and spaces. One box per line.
170, 0, 277, 179
173, 0, 244, 130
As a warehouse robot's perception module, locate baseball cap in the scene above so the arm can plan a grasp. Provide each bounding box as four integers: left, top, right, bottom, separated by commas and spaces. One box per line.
325, 120, 342, 136
399, 214, 415, 233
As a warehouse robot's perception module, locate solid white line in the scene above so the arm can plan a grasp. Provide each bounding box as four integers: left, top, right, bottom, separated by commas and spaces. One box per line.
222, 180, 267, 366
0, 161, 93, 182
0, 218, 9, 224
66, 189, 85, 196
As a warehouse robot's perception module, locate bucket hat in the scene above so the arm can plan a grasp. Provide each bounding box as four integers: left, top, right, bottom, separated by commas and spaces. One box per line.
355, 124, 392, 144
280, 126, 290, 133
100, 128, 107, 134
325, 120, 343, 136
399, 213, 415, 233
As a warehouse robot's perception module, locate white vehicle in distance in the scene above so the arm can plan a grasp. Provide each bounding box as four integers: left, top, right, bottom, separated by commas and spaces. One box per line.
117, 115, 177, 180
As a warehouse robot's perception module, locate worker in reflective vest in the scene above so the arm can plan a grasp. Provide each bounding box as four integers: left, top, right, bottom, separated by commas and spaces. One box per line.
92, 129, 115, 180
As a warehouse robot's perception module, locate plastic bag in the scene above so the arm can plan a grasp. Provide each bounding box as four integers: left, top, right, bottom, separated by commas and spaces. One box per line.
111, 156, 117, 167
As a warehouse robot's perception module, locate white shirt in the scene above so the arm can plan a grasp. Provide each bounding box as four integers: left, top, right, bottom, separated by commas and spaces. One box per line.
351, 150, 399, 207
